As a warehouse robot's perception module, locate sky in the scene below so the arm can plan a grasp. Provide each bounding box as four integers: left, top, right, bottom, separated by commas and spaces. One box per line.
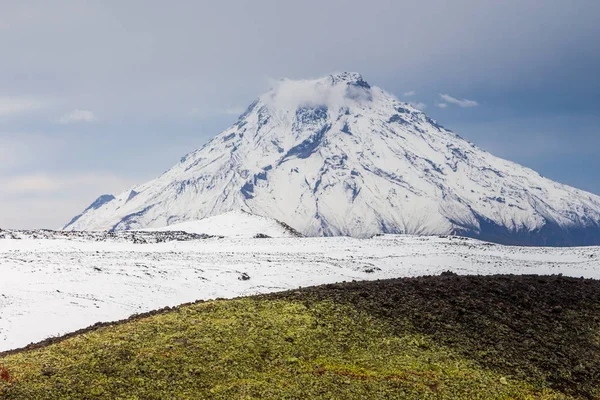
0, 0, 599, 229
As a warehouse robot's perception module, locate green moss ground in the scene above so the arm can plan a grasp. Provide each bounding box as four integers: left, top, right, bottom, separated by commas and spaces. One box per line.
1, 274, 599, 399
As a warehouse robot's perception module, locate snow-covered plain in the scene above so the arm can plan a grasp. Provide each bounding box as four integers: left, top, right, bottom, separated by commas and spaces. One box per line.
1, 232, 599, 352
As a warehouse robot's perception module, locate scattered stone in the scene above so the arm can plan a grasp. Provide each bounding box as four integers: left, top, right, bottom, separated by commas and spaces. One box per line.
239, 273, 250, 281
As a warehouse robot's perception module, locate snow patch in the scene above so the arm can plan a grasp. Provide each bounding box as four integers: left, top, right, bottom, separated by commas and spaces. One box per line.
148, 211, 301, 238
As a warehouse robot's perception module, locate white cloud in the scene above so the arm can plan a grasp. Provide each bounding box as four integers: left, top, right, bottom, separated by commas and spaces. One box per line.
409, 101, 427, 111
436, 102, 448, 109
403, 90, 416, 97
58, 109, 97, 124
439, 94, 479, 108
0, 97, 47, 117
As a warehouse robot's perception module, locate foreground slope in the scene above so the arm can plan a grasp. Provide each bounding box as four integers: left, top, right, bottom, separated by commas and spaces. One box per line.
2, 275, 599, 399
64, 72, 600, 246
2, 233, 599, 352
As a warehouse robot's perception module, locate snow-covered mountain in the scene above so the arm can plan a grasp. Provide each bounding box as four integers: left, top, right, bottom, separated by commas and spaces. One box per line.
65, 72, 600, 246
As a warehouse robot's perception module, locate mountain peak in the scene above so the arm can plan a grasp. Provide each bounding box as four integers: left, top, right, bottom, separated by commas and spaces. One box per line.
328, 72, 370, 88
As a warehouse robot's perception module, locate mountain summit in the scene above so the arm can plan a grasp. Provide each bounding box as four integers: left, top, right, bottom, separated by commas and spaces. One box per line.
65, 73, 600, 245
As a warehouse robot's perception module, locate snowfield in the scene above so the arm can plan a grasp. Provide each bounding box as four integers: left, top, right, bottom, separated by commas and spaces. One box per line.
1, 232, 599, 352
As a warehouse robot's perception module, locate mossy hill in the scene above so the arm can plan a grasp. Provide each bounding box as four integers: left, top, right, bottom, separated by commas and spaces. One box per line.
1, 274, 599, 399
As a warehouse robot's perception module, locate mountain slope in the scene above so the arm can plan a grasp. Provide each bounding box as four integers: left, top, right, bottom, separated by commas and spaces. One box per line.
64, 194, 115, 228
64, 72, 600, 245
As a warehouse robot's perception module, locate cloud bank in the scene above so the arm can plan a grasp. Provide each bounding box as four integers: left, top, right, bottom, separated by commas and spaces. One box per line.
0, 171, 135, 229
